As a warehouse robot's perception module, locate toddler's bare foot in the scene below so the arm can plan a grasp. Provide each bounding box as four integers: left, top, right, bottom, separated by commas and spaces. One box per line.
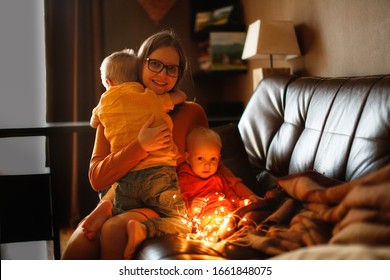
82, 200, 112, 240
124, 220, 147, 259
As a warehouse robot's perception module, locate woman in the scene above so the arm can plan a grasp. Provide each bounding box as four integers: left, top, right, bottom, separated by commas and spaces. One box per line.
61, 29, 256, 259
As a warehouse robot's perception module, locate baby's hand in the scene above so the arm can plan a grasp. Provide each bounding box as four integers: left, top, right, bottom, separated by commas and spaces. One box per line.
238, 199, 251, 207
238, 195, 262, 207
191, 197, 207, 214
248, 194, 262, 203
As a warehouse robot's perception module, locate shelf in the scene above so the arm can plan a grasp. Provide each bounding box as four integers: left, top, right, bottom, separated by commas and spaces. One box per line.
194, 69, 247, 78
192, 24, 246, 40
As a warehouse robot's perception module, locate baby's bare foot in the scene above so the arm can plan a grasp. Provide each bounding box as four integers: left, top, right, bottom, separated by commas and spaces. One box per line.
124, 220, 147, 259
82, 200, 112, 240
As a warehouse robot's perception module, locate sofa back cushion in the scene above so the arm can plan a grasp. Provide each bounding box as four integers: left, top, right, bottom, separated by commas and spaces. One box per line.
238, 74, 390, 184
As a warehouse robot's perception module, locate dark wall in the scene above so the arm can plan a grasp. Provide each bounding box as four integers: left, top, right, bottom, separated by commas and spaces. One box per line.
102, 0, 390, 107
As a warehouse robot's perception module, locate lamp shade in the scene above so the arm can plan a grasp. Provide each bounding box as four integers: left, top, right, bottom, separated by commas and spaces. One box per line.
241, 19, 301, 60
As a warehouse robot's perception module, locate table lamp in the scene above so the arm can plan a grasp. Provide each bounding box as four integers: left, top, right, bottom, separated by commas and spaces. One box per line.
242, 19, 301, 89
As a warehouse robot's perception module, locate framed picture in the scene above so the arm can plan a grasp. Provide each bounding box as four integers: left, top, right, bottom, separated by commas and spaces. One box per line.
210, 5, 233, 26
209, 32, 246, 71
193, 5, 234, 33
194, 11, 212, 32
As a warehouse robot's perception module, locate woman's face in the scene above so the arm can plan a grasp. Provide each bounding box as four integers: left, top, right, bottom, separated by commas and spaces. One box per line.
142, 46, 180, 95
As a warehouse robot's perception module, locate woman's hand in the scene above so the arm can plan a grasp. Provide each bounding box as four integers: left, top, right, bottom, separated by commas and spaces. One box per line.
137, 114, 172, 152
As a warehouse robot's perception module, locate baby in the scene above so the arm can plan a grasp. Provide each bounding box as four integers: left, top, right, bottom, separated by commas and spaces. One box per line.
178, 127, 249, 235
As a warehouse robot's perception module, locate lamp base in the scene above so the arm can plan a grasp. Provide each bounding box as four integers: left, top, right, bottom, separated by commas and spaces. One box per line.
253, 67, 291, 90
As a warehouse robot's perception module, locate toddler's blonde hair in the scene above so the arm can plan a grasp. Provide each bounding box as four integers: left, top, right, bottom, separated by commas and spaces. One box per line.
186, 127, 222, 152
100, 48, 138, 88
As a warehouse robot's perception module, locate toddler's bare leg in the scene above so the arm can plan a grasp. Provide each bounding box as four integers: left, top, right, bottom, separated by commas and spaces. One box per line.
124, 220, 147, 259
82, 200, 112, 240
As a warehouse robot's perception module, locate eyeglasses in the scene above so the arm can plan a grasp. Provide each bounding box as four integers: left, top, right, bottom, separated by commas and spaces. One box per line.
146, 58, 181, 77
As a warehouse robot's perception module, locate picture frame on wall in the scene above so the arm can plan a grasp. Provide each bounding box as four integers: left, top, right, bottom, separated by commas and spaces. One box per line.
208, 31, 246, 71
193, 5, 234, 33
194, 11, 212, 32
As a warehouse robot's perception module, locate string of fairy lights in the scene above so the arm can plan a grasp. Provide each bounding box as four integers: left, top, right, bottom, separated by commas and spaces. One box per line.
175, 192, 250, 243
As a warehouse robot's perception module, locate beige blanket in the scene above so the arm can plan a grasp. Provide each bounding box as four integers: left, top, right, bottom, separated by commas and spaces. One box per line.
221, 165, 390, 256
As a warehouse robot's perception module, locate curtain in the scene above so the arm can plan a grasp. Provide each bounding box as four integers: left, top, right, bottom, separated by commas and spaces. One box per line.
45, 0, 105, 227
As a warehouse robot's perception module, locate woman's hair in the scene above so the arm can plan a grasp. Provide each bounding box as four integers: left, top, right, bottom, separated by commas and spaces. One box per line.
100, 48, 138, 88
186, 127, 222, 151
137, 29, 188, 91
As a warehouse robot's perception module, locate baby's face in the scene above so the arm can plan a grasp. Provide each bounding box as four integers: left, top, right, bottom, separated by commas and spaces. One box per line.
186, 142, 220, 179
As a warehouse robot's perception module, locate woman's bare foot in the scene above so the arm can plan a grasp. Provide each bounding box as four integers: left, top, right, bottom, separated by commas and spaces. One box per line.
123, 220, 147, 259
82, 200, 113, 240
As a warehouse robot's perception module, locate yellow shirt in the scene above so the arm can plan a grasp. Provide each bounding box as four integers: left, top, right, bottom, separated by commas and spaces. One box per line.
91, 82, 179, 170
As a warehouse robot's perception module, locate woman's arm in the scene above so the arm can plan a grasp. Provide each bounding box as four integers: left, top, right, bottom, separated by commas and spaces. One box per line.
89, 115, 172, 191
89, 124, 148, 191
92, 102, 209, 193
